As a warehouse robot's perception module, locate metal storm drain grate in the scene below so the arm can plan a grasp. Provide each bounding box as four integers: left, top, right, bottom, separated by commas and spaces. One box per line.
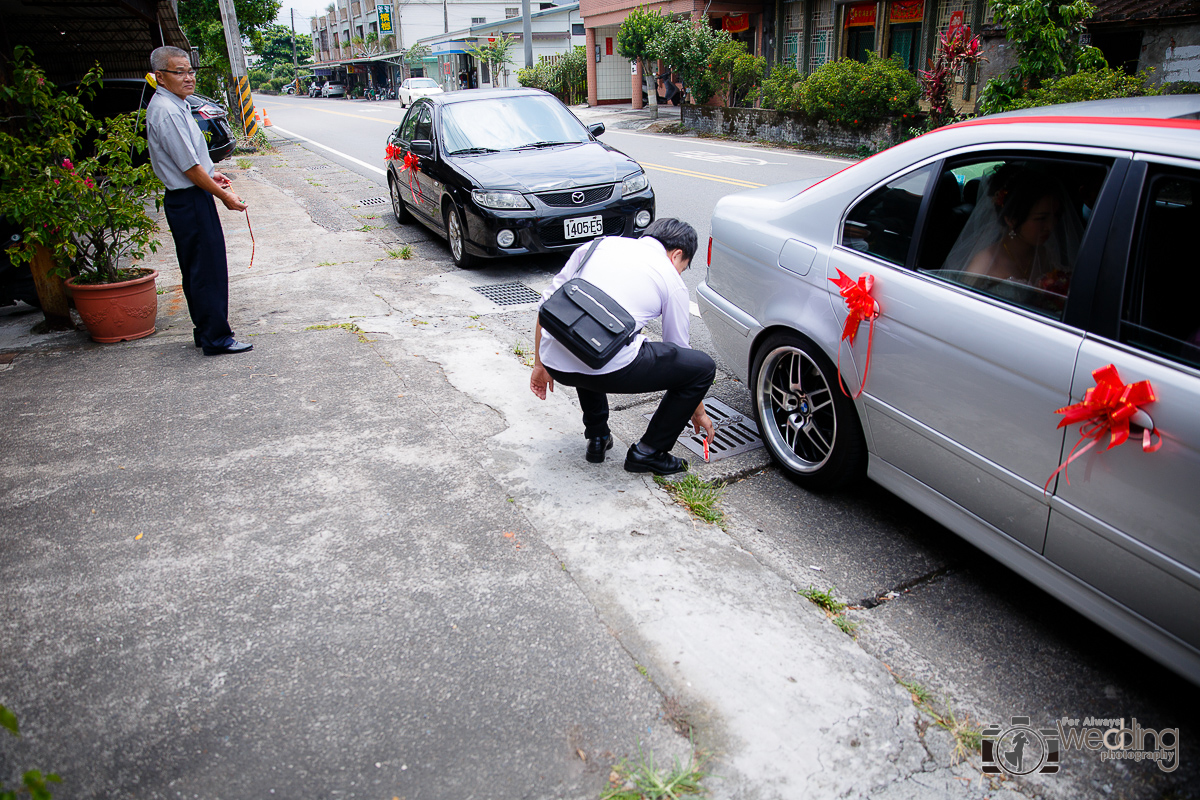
359, 196, 388, 207
471, 282, 543, 306
306, 164, 331, 170
643, 397, 763, 462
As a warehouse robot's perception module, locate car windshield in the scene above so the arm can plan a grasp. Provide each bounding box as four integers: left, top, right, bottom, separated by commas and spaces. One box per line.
409, 79, 438, 89
441, 95, 589, 154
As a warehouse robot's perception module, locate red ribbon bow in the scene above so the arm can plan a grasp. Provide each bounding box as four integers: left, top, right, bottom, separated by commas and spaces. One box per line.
385, 143, 402, 161
829, 268, 880, 398
400, 151, 423, 200
1044, 364, 1162, 493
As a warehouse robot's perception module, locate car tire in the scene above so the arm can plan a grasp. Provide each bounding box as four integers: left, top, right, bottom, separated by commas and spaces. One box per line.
444, 203, 477, 269
750, 332, 866, 490
389, 175, 413, 224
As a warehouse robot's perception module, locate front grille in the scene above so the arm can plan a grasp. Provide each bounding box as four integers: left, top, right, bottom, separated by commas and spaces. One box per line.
536, 185, 614, 207
539, 216, 626, 247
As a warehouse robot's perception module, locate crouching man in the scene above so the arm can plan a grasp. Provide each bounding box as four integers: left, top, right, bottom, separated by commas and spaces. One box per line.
529, 218, 715, 475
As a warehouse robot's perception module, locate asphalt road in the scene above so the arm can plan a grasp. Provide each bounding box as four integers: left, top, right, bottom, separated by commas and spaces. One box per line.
255, 95, 1200, 799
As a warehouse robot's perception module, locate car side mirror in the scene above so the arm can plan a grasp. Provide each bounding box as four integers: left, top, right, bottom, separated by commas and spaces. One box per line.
588, 123, 605, 137
410, 140, 434, 156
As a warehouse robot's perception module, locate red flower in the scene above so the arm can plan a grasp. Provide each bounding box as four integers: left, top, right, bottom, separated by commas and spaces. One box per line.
61, 158, 74, 170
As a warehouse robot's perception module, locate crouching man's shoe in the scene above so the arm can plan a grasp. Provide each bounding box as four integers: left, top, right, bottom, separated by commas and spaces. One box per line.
623, 443, 687, 475
202, 339, 254, 356
586, 434, 614, 463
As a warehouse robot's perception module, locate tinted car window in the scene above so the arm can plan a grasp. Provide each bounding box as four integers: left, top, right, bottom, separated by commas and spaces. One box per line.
916, 154, 1111, 320
413, 106, 433, 142
841, 164, 933, 266
1122, 168, 1200, 369
440, 95, 588, 154
398, 106, 419, 142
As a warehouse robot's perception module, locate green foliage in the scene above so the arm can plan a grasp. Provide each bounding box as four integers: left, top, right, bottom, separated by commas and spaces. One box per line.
0, 48, 162, 284
467, 35, 517, 87
1007, 67, 1160, 108
800, 55, 920, 127
601, 742, 707, 799
709, 39, 765, 107
1163, 81, 1200, 94
979, 0, 1106, 114
517, 47, 587, 105
760, 63, 803, 111
617, 6, 666, 64
647, 17, 733, 105
248, 68, 270, 89
0, 705, 61, 800
179, 0, 281, 97
249, 23, 313, 75
405, 43, 431, 66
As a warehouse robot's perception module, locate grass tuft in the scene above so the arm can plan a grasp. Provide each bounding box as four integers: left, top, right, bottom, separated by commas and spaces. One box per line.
236, 157, 253, 170
387, 245, 414, 260
887, 668, 983, 764
602, 742, 708, 800
653, 474, 726, 527
798, 584, 858, 638
304, 322, 371, 343
512, 340, 534, 367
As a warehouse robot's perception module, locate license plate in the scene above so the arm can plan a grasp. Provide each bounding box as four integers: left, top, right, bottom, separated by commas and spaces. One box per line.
564, 215, 604, 239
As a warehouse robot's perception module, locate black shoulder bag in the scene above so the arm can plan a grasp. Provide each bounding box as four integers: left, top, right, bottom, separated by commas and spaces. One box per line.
538, 237, 639, 369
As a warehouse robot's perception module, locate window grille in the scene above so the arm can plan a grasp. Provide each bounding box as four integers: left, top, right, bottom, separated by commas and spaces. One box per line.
809, 0, 834, 72
472, 16, 486, 23
506, 7, 518, 17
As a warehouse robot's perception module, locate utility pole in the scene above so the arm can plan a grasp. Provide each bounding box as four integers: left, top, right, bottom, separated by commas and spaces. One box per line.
291, 8, 300, 93
521, 0, 532, 68
216, 0, 257, 138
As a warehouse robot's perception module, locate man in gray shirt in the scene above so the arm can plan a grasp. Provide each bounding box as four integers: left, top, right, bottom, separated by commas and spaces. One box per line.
146, 46, 252, 355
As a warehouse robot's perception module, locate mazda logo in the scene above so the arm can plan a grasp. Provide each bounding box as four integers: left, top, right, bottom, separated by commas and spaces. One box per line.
571, 191, 585, 204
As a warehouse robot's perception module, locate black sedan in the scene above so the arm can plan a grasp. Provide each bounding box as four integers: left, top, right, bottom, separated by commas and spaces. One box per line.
80, 77, 236, 164
385, 88, 655, 268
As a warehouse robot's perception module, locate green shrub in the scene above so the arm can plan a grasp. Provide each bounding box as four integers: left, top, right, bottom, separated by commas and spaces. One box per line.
1008, 67, 1160, 108
267, 77, 286, 92
1162, 81, 1200, 95
761, 63, 802, 111
517, 48, 586, 104
800, 54, 920, 127
248, 68, 270, 89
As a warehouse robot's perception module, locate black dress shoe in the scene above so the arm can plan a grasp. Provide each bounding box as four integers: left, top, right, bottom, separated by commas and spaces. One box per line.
624, 444, 687, 475
202, 340, 254, 356
586, 434, 614, 463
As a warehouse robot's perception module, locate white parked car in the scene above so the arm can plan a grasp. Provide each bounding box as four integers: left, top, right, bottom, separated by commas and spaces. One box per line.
320, 81, 346, 98
398, 77, 443, 107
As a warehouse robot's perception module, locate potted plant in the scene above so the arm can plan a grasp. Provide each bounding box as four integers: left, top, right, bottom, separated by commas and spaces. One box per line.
0, 47, 163, 342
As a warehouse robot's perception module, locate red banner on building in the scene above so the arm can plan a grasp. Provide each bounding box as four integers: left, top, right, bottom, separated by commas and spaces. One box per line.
845, 2, 877, 27
890, 0, 924, 23
723, 13, 750, 33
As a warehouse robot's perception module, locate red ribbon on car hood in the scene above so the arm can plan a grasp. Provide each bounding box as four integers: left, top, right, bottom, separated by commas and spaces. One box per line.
829, 268, 880, 399
1044, 364, 1162, 493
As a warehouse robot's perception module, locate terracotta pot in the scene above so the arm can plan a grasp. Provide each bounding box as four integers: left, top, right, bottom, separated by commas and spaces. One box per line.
65, 270, 159, 343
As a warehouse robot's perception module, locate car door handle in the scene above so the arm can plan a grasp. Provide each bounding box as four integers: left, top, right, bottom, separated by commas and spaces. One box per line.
1129, 408, 1154, 435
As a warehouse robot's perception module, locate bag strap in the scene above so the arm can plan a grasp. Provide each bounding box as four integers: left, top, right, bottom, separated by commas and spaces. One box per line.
568, 236, 606, 280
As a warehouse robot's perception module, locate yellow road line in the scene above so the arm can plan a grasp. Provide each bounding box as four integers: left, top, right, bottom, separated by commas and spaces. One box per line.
639, 161, 765, 188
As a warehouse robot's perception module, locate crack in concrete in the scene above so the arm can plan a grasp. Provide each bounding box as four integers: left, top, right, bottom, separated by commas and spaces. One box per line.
854, 566, 954, 610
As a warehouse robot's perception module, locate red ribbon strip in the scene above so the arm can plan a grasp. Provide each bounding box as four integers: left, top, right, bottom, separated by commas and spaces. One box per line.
1044, 364, 1162, 493
245, 208, 255, 270
401, 151, 423, 201
829, 268, 880, 399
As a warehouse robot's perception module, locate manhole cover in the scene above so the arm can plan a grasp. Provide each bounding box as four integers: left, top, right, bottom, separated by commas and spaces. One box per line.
643, 397, 763, 462
470, 282, 543, 306
359, 196, 388, 207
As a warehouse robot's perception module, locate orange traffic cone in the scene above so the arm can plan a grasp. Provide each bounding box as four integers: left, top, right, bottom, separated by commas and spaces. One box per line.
254, 110, 261, 124
263, 109, 273, 127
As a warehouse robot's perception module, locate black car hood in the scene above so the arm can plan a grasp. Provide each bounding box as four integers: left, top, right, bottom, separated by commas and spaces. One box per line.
450, 141, 637, 192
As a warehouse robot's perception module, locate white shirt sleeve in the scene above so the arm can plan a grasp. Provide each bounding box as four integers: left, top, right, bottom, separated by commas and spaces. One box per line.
660, 281, 691, 348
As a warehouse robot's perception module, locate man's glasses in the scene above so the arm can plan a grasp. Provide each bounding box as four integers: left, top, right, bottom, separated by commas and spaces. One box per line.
159, 69, 199, 77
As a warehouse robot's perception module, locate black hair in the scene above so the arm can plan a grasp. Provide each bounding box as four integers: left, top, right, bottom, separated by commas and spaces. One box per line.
643, 217, 698, 263
990, 166, 1063, 227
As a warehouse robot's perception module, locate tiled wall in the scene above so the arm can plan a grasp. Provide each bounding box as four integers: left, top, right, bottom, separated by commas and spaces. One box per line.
593, 25, 633, 101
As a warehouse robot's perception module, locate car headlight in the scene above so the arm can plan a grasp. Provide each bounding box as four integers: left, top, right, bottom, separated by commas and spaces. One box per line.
622, 172, 649, 197
472, 189, 531, 210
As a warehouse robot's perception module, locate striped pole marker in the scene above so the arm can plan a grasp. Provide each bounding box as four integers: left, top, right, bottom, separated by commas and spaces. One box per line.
237, 75, 258, 138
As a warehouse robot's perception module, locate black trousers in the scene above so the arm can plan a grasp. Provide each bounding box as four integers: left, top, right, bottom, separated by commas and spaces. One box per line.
164, 186, 233, 349
547, 341, 716, 453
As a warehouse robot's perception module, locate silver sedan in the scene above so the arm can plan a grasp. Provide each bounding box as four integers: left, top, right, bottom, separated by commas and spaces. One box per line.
698, 96, 1200, 684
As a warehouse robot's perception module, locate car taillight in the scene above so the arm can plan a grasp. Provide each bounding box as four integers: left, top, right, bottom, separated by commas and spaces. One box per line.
194, 104, 223, 120
707, 236, 712, 267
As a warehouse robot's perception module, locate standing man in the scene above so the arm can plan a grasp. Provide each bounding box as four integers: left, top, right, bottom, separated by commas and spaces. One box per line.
146, 46, 253, 356
529, 219, 715, 476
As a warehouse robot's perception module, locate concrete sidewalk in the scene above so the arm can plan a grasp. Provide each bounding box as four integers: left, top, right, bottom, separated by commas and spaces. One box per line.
0, 131, 1027, 799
